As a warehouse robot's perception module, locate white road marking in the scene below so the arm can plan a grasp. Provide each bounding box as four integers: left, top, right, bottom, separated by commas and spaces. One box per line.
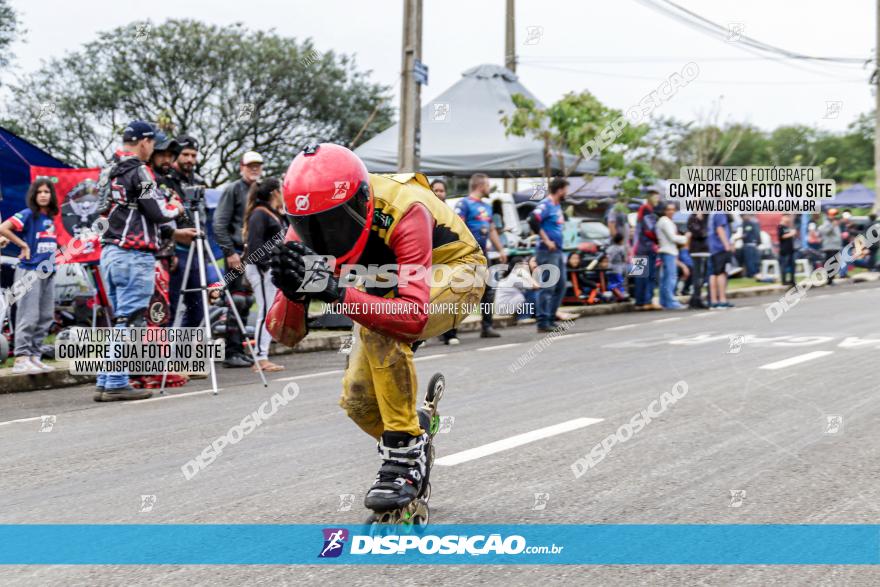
690, 312, 713, 318
759, 351, 834, 371
414, 354, 447, 362
275, 369, 344, 382
129, 389, 221, 403
477, 343, 522, 352
0, 416, 43, 427
652, 317, 682, 323
435, 417, 605, 466
605, 324, 635, 331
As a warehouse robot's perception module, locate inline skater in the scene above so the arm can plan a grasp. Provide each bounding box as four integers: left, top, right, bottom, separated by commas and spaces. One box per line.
267, 143, 486, 517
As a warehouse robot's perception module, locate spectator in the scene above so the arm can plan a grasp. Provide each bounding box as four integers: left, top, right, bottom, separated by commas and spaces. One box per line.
431, 179, 459, 345
243, 177, 287, 373
95, 120, 182, 401
0, 178, 59, 374
819, 209, 842, 285
491, 200, 511, 249
686, 212, 709, 309
494, 258, 539, 324
148, 133, 183, 271
777, 214, 798, 286
577, 253, 621, 304
839, 210, 854, 278
213, 151, 263, 367
677, 247, 692, 296
430, 178, 447, 202
740, 214, 761, 277
708, 212, 733, 309
455, 173, 507, 338
868, 214, 880, 271
528, 177, 568, 332
708, 213, 734, 309
165, 135, 215, 328
656, 203, 687, 310
633, 189, 661, 310
605, 202, 630, 252
605, 233, 628, 301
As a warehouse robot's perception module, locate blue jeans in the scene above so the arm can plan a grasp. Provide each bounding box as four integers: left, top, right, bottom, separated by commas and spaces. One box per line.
518, 288, 538, 320
743, 244, 760, 277
169, 247, 219, 328
535, 249, 567, 328
633, 250, 657, 305
659, 253, 681, 308
97, 245, 156, 389
779, 253, 795, 284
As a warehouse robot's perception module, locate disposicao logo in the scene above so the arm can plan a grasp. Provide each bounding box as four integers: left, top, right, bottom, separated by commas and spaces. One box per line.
318, 528, 349, 558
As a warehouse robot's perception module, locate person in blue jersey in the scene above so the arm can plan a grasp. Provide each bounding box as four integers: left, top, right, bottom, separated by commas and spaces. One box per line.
708, 212, 734, 309
0, 178, 60, 374
454, 173, 508, 338
528, 177, 569, 332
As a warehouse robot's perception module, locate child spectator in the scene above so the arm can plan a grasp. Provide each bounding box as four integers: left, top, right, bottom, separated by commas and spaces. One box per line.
0, 178, 59, 373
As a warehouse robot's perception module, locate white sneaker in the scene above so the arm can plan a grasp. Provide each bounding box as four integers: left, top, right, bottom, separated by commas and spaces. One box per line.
12, 357, 41, 375
29, 357, 53, 372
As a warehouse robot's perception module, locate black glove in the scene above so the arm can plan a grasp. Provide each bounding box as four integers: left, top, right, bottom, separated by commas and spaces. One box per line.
270, 241, 346, 304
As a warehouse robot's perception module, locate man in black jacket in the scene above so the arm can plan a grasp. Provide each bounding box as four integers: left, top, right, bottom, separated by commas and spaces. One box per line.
96, 121, 183, 402
163, 135, 219, 329
212, 151, 263, 367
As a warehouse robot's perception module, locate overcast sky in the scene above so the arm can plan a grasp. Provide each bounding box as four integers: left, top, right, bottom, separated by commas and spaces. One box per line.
3, 0, 874, 132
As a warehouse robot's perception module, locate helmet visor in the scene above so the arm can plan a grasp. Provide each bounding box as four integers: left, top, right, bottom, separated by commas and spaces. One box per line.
287, 194, 369, 261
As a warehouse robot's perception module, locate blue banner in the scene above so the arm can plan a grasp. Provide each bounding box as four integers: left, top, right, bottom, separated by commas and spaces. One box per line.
1, 525, 878, 565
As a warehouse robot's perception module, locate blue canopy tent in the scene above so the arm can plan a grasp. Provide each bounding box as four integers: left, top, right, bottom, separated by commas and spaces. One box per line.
821, 183, 875, 210
0, 126, 70, 220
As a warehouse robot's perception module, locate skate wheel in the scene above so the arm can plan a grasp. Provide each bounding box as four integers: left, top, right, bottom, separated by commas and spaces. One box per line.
426, 373, 444, 403
365, 510, 399, 536
405, 499, 429, 527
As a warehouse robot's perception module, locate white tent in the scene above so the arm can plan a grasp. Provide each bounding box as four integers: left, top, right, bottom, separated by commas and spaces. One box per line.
355, 64, 597, 177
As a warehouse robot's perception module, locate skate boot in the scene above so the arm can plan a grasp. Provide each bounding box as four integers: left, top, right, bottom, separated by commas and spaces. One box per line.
365, 373, 445, 527
364, 431, 429, 513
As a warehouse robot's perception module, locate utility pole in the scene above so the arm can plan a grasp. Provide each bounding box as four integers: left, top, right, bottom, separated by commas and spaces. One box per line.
504, 0, 518, 195
505, 0, 516, 72
398, 0, 423, 172
874, 0, 880, 213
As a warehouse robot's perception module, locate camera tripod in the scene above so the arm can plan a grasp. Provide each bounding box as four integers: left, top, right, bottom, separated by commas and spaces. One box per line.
159, 204, 267, 395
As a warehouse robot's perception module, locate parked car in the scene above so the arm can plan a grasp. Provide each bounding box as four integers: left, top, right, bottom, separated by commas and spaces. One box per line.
446, 193, 529, 261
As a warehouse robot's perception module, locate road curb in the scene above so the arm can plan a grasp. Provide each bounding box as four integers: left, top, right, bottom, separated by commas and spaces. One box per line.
4, 275, 877, 393
0, 364, 93, 395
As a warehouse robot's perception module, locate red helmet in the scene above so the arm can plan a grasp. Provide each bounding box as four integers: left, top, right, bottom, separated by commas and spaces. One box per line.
282, 143, 373, 266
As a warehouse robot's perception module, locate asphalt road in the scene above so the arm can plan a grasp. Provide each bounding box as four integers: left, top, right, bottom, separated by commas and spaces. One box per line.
2, 283, 880, 585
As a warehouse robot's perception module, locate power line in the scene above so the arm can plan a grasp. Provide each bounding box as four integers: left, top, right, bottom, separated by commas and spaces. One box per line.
520, 56, 866, 66
518, 63, 868, 85
636, 0, 868, 65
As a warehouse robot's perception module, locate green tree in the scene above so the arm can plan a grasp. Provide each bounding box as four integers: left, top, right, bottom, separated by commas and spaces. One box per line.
0, 0, 21, 75
502, 90, 653, 205
2, 19, 392, 185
